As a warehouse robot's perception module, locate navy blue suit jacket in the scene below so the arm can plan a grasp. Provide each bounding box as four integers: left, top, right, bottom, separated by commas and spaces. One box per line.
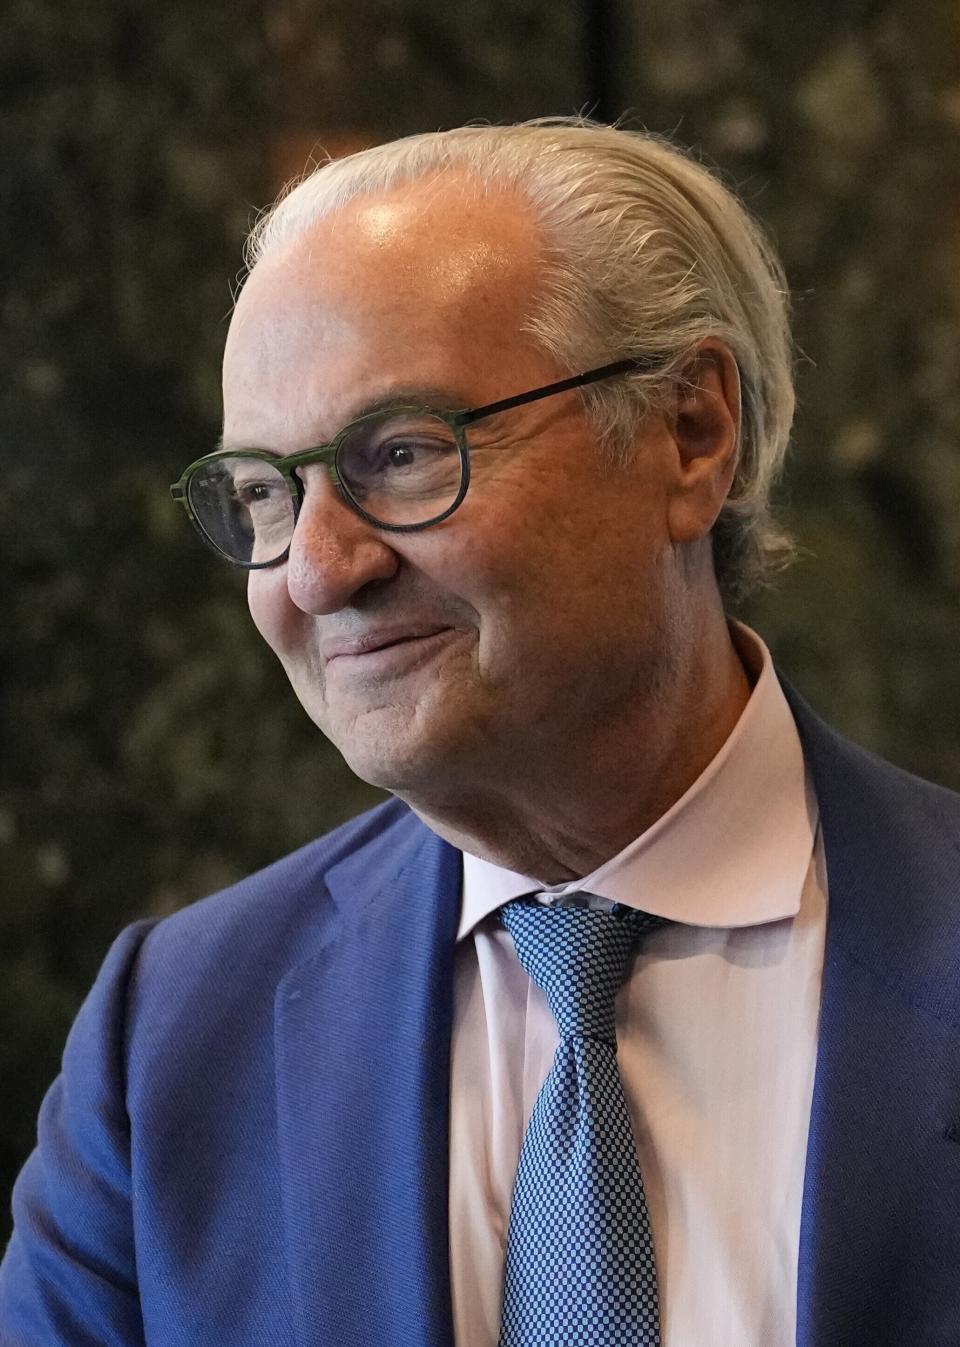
3, 686, 960, 1345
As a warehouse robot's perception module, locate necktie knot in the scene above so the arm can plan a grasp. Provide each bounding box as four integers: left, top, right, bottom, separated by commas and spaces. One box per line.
499, 898, 666, 1043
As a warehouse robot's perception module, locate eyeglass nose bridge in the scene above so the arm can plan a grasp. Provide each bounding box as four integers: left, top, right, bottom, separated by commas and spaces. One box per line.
276, 442, 375, 560
280, 440, 346, 495
284, 437, 426, 546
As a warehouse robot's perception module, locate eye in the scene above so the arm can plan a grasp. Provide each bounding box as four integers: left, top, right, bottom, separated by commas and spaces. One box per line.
337, 412, 462, 512
232, 476, 287, 508
236, 481, 270, 503
379, 437, 441, 470
346, 429, 455, 478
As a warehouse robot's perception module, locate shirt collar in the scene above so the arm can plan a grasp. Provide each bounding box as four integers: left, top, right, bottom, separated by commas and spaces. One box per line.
457, 622, 818, 941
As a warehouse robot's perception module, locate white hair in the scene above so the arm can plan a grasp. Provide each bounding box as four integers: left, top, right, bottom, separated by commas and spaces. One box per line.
246, 117, 796, 605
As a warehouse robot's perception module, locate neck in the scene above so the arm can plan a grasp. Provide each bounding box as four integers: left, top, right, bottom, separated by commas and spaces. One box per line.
404, 607, 753, 885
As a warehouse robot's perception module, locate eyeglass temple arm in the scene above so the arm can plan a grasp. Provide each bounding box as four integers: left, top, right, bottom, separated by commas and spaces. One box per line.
455, 356, 660, 426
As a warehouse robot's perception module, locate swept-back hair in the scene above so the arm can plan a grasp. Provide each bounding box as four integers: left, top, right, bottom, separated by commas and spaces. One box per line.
246, 118, 796, 606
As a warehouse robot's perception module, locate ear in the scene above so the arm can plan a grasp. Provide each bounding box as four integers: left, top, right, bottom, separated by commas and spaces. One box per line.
665, 340, 741, 546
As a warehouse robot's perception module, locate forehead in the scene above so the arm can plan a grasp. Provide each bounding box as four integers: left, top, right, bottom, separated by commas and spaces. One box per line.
223, 176, 547, 436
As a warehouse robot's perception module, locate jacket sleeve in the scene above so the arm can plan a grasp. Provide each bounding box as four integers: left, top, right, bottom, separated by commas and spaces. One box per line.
0, 920, 158, 1347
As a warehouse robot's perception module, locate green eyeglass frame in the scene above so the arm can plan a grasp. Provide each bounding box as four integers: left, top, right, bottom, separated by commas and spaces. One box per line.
170, 356, 659, 568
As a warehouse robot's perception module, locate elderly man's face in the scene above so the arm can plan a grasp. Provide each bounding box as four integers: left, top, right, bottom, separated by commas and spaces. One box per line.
223, 178, 689, 797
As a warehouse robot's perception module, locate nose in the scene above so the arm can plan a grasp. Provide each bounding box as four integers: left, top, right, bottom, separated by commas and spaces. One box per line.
284, 472, 399, 614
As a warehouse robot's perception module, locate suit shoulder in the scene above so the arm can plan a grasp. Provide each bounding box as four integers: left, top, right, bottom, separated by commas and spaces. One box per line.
784, 674, 960, 829
135, 796, 427, 983
824, 720, 960, 831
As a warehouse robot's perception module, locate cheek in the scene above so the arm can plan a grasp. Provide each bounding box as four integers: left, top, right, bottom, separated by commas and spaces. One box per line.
247, 571, 300, 657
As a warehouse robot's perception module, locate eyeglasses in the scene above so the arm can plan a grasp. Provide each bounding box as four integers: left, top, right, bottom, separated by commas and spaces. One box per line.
170, 357, 657, 569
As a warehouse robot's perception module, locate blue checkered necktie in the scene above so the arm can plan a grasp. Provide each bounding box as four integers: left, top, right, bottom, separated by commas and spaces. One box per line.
497, 897, 668, 1347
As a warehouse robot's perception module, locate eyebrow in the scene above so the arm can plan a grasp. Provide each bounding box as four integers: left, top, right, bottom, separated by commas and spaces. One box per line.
217, 385, 472, 453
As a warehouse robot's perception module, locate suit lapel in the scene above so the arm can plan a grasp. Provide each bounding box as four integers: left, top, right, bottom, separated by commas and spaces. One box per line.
786, 686, 960, 1345
274, 813, 461, 1347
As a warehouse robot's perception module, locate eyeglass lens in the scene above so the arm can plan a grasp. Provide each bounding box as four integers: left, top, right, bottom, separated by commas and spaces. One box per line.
187, 410, 464, 566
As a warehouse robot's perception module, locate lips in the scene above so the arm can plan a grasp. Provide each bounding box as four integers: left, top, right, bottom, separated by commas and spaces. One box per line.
321, 626, 452, 662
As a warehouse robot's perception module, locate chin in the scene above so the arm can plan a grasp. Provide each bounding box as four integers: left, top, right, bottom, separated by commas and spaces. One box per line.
306, 683, 498, 795
337, 743, 439, 795
334, 718, 479, 798
318, 708, 430, 785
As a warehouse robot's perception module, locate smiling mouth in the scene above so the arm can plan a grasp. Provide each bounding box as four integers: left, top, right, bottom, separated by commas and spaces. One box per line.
324, 627, 457, 669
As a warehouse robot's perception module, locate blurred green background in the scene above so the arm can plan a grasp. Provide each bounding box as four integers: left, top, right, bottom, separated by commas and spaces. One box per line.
3, 0, 960, 1239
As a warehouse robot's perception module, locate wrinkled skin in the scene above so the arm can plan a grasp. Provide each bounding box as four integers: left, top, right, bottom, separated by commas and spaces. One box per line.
223, 175, 748, 881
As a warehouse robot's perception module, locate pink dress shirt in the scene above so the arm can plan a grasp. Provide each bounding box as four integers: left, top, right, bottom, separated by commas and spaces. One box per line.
448, 624, 827, 1346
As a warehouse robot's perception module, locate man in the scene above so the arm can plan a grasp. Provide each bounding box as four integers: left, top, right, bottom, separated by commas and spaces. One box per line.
2, 118, 959, 1347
